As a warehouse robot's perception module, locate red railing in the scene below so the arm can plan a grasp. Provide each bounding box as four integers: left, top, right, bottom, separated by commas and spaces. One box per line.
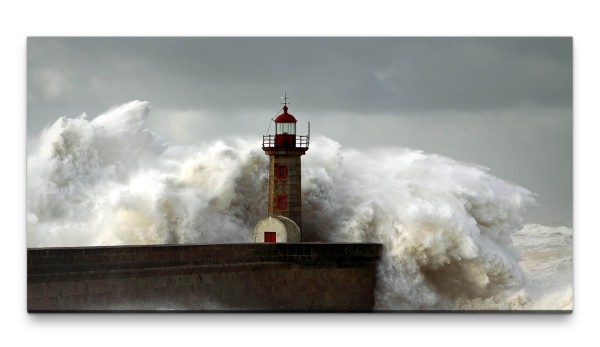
263, 135, 309, 149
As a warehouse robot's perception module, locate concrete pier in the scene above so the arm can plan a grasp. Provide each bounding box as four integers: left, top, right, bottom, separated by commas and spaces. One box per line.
28, 242, 381, 312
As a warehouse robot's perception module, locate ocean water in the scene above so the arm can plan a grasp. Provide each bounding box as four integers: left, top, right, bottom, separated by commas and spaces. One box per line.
509, 224, 573, 310
26, 101, 572, 310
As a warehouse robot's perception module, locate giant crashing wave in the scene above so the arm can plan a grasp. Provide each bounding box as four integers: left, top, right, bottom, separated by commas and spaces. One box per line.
28, 100, 572, 310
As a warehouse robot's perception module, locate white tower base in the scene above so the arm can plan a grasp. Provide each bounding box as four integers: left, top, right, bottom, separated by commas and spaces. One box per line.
253, 215, 301, 243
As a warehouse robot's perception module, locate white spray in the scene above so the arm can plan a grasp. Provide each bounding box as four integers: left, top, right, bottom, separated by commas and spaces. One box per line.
26, 101, 572, 310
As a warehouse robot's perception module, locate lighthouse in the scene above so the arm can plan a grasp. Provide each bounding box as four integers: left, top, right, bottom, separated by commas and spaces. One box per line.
253, 95, 309, 243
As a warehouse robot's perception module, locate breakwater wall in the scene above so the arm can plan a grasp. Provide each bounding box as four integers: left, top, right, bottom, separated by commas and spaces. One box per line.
28, 243, 381, 312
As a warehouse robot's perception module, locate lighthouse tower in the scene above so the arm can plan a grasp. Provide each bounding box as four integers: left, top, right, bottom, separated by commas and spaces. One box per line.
253, 95, 309, 243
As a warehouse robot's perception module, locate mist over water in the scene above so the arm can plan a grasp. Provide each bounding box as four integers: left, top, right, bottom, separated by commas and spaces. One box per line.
26, 101, 572, 310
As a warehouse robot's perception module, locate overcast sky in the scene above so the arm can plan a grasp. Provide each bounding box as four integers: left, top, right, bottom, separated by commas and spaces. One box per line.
27, 37, 572, 227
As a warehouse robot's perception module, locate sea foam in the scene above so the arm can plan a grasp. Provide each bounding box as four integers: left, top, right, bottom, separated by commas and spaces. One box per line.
26, 101, 571, 310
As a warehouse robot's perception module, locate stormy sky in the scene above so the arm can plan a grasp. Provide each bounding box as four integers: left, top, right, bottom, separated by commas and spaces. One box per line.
27, 37, 573, 227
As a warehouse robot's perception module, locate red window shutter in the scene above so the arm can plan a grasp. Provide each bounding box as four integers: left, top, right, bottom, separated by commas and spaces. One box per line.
275, 164, 287, 179
276, 195, 286, 210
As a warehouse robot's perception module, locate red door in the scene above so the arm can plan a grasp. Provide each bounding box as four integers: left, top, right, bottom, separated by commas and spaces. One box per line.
264, 232, 276, 243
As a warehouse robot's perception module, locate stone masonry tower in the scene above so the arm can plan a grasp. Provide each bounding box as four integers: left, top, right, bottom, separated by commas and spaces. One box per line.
262, 95, 309, 232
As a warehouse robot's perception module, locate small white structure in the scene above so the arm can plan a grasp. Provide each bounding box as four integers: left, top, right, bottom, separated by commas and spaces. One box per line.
253, 215, 301, 243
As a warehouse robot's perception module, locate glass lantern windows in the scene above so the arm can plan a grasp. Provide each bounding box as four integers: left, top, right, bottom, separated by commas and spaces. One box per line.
276, 122, 296, 135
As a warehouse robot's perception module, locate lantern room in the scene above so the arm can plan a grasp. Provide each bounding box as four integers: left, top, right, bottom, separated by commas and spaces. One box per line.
274, 105, 297, 148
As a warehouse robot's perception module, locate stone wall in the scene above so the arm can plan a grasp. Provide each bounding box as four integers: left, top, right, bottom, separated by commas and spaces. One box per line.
264, 148, 307, 230
28, 243, 381, 312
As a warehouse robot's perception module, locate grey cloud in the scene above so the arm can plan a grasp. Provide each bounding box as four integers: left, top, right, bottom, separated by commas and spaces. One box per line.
27, 37, 572, 134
